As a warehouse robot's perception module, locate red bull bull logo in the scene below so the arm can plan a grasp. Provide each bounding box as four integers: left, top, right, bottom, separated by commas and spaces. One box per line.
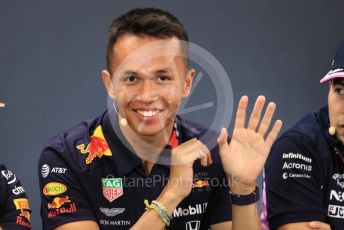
77, 126, 112, 164
20, 210, 31, 222
192, 180, 209, 188
48, 196, 71, 209
47, 196, 77, 218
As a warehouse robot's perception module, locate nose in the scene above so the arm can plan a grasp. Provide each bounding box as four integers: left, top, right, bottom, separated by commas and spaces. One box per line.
136, 79, 159, 103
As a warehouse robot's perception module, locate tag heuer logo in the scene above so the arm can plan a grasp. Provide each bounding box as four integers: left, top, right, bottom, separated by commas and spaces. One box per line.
100, 207, 125, 217
102, 178, 123, 202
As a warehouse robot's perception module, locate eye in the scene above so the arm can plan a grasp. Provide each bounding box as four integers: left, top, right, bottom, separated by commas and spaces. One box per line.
124, 75, 137, 83
334, 88, 344, 95
156, 75, 171, 82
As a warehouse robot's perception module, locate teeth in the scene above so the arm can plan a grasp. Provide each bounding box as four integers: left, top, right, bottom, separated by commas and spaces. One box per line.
137, 110, 160, 117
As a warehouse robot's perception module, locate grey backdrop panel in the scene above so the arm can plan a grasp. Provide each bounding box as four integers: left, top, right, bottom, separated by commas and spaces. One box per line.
1, 0, 344, 228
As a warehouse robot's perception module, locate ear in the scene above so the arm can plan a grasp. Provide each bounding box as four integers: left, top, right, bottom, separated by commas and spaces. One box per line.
102, 70, 116, 100
182, 68, 195, 98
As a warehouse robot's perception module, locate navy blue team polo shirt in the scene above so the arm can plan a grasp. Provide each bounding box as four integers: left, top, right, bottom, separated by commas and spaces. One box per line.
262, 107, 344, 229
39, 109, 232, 230
0, 165, 32, 229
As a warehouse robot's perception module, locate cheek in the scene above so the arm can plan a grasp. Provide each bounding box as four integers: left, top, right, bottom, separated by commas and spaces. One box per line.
162, 85, 183, 104
115, 87, 132, 107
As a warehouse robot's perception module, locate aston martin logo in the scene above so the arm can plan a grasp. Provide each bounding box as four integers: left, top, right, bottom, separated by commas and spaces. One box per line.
100, 207, 125, 217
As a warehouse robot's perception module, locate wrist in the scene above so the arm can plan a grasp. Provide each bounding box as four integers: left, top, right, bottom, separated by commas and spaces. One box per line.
157, 188, 182, 217
227, 176, 256, 195
229, 186, 260, 206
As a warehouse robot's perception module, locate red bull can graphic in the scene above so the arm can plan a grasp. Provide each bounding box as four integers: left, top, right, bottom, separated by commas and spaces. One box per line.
77, 126, 112, 164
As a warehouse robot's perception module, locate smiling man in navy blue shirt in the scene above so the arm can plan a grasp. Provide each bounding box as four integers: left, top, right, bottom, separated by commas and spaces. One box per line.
39, 8, 282, 230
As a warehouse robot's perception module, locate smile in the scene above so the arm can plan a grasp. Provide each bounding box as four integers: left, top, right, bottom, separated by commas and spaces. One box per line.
135, 110, 162, 117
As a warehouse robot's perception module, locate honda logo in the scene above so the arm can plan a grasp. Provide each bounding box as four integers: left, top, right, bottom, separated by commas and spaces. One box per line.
186, 220, 200, 230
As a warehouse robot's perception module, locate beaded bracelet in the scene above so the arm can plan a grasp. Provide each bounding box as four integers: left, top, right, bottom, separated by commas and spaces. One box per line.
144, 199, 171, 226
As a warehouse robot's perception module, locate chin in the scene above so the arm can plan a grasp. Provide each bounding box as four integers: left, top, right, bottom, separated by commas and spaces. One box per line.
131, 121, 168, 136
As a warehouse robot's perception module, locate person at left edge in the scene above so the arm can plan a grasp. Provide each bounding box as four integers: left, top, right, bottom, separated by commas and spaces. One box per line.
0, 103, 32, 230
38, 8, 282, 230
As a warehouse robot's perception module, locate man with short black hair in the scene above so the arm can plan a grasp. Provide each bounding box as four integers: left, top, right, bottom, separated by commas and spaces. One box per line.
262, 41, 344, 230
39, 8, 282, 230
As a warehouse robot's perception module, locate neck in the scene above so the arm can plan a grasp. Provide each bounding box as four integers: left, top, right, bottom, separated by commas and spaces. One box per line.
119, 118, 174, 163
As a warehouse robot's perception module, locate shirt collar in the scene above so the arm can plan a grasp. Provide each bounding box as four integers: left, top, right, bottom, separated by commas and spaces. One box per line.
101, 108, 181, 176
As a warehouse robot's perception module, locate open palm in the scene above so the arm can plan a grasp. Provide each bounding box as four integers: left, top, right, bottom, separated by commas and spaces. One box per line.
218, 96, 282, 187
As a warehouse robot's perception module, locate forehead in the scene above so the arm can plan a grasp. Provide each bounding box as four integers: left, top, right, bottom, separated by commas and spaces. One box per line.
111, 34, 185, 74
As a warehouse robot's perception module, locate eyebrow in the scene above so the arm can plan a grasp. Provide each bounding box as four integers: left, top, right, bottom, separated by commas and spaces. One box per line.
122, 70, 136, 76
333, 80, 344, 87
122, 68, 174, 76
154, 68, 174, 74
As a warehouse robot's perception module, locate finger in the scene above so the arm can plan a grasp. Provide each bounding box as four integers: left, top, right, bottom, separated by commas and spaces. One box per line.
247, 95, 266, 130
179, 150, 207, 165
217, 128, 228, 147
196, 141, 212, 165
175, 138, 198, 153
234, 96, 248, 130
308, 221, 331, 230
184, 140, 212, 166
199, 150, 209, 167
265, 120, 283, 147
217, 128, 229, 158
258, 102, 276, 136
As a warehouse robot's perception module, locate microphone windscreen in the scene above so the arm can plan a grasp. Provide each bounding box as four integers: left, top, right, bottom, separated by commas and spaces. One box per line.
329, 126, 336, 136
120, 118, 128, 127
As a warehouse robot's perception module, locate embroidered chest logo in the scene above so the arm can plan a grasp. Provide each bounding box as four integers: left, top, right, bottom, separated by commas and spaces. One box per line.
192, 179, 209, 189
77, 126, 112, 164
47, 196, 77, 218
100, 207, 125, 217
102, 177, 124, 202
192, 172, 210, 192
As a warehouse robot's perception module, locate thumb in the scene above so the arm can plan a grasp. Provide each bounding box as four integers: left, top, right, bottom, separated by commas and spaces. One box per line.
217, 128, 228, 147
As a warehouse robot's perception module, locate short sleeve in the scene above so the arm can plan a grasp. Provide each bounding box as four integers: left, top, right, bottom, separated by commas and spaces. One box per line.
38, 147, 96, 230
264, 136, 327, 229
0, 165, 32, 229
